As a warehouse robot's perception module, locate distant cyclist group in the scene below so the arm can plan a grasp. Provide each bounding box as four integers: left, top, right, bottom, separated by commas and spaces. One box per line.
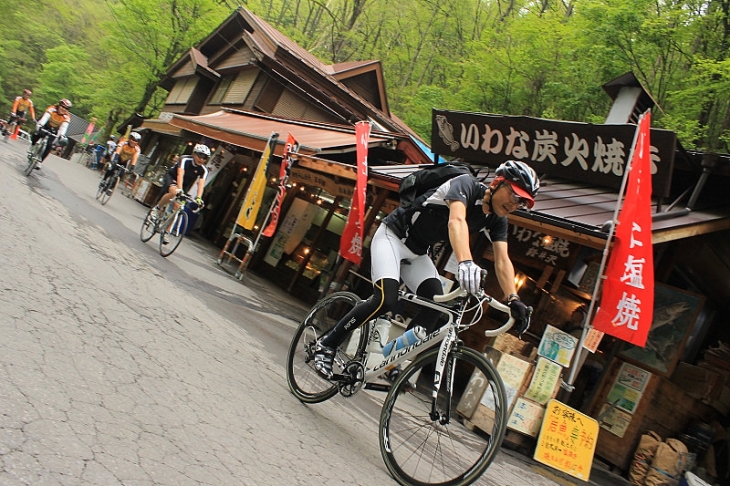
5, 88, 211, 219
2, 88, 72, 169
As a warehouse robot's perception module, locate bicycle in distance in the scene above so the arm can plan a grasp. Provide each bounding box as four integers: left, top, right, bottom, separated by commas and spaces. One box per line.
139, 192, 202, 257
96, 161, 130, 206
3, 116, 26, 142
24, 128, 53, 176
286, 271, 530, 486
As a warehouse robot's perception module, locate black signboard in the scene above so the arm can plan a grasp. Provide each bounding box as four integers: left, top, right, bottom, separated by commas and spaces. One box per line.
506, 224, 575, 270
432, 109, 676, 197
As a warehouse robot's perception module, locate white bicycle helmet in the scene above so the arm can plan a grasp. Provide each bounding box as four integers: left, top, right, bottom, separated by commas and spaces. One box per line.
129, 132, 142, 142
192, 144, 211, 158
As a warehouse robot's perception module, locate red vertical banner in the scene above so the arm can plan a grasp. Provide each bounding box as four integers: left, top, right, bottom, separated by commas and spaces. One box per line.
339, 121, 370, 265
262, 134, 299, 237
592, 112, 654, 347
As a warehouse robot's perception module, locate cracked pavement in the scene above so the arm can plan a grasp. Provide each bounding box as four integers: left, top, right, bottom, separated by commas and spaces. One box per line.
1, 142, 600, 485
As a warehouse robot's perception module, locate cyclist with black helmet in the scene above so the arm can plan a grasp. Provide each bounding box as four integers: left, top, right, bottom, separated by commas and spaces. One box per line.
29, 99, 72, 166
151, 143, 210, 221
313, 160, 540, 379
3, 89, 36, 139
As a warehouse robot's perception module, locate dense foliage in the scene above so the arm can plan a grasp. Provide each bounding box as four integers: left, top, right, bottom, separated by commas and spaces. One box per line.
2, 0, 729, 151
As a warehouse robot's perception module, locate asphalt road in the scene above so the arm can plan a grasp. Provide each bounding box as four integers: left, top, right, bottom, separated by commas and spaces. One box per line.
0, 140, 594, 485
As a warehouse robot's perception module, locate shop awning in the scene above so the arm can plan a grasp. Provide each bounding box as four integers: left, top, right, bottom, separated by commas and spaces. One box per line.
139, 118, 182, 137
370, 165, 730, 249
168, 110, 397, 157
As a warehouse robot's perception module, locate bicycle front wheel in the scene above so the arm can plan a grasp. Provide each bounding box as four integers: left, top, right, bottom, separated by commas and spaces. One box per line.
286, 291, 368, 404
99, 176, 119, 205
159, 210, 188, 257
380, 346, 507, 486
95, 177, 108, 200
24, 140, 45, 176
140, 207, 158, 242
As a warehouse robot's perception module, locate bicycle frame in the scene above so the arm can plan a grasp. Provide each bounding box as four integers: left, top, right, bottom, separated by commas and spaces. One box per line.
356, 288, 515, 396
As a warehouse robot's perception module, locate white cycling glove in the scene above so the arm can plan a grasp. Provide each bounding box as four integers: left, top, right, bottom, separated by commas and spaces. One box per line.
457, 260, 482, 295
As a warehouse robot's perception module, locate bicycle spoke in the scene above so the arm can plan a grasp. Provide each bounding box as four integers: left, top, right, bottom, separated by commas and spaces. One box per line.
159, 210, 187, 257
380, 347, 507, 486
139, 208, 158, 242
286, 292, 366, 404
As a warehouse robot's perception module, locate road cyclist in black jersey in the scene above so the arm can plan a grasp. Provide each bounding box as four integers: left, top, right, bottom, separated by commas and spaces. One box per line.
150, 143, 210, 244
313, 160, 541, 379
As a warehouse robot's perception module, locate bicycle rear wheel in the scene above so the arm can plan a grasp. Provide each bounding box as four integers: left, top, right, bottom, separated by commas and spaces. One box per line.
379, 346, 507, 486
99, 175, 119, 205
286, 291, 368, 404
159, 210, 188, 257
140, 207, 158, 242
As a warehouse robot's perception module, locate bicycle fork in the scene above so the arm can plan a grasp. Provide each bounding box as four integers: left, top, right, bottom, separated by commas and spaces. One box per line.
431, 326, 458, 425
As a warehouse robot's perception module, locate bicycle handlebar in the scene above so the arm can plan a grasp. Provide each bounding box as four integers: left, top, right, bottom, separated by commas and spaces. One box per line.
174, 192, 205, 213
431, 269, 521, 337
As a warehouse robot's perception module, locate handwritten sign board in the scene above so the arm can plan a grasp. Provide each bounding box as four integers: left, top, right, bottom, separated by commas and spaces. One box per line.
524, 357, 562, 405
538, 325, 578, 367
535, 399, 598, 481
582, 328, 605, 353
481, 353, 531, 411
617, 362, 651, 393
606, 383, 643, 414
507, 398, 545, 437
598, 404, 633, 438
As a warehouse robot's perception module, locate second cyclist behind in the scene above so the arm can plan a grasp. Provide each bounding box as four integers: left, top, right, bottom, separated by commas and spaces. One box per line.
29, 99, 72, 167
101, 132, 141, 188
313, 160, 540, 379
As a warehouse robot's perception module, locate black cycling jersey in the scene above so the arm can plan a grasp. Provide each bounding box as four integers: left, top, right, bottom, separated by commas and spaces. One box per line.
383, 174, 508, 255
166, 156, 209, 191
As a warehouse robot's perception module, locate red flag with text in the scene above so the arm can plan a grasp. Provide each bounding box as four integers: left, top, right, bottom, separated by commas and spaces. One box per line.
592, 112, 654, 347
262, 134, 299, 237
339, 121, 370, 265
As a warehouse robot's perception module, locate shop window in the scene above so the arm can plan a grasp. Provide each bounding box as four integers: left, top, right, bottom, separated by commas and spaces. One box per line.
253, 80, 284, 113
223, 69, 259, 104
166, 77, 197, 104
209, 74, 234, 104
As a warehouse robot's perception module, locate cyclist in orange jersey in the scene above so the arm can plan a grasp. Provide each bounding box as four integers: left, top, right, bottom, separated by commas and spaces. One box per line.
2, 89, 36, 137
101, 131, 141, 184
30, 99, 72, 165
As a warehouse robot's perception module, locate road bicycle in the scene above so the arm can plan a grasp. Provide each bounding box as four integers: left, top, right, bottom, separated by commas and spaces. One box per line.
139, 192, 202, 257
24, 128, 52, 176
96, 162, 128, 205
3, 115, 26, 142
286, 277, 526, 486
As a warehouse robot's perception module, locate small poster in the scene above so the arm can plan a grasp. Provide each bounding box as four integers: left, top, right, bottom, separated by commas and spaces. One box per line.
524, 357, 562, 405
538, 325, 578, 367
617, 362, 651, 392
582, 328, 605, 353
606, 383, 643, 414
481, 353, 531, 411
507, 398, 545, 437
534, 399, 598, 481
599, 403, 633, 438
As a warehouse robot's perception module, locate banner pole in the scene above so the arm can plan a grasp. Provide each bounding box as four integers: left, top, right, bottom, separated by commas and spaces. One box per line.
238, 195, 280, 273
562, 111, 649, 391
